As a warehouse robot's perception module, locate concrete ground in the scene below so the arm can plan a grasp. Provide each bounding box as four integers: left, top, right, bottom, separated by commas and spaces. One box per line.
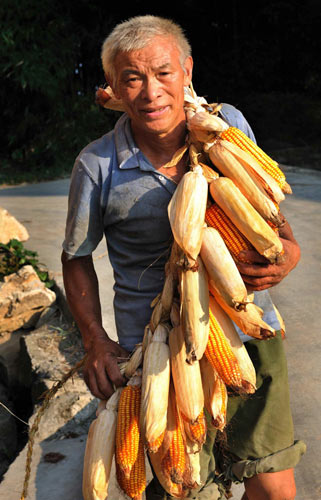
0, 165, 320, 499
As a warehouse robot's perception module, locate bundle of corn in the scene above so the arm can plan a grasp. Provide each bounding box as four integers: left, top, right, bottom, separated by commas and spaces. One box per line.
81, 83, 290, 499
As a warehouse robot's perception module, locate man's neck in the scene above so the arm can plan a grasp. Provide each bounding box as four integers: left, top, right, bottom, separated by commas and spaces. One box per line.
131, 120, 188, 171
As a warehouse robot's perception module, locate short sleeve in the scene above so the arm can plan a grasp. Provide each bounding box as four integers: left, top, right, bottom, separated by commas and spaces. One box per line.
62, 159, 104, 259
219, 103, 257, 144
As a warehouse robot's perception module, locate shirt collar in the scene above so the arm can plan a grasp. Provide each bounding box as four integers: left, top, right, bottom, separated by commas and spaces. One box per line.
114, 113, 156, 173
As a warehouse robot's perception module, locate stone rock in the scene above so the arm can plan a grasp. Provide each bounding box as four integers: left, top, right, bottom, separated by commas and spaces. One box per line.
0, 265, 56, 334
19, 323, 96, 441
0, 207, 29, 244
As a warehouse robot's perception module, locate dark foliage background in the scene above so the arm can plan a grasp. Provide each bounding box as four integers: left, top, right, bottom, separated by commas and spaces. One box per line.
1, 0, 320, 184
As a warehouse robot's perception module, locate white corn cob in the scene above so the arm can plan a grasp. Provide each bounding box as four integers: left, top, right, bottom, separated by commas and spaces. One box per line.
140, 324, 171, 453
169, 325, 204, 422
168, 165, 208, 268
207, 141, 284, 226
82, 388, 121, 500
200, 226, 249, 311
179, 256, 209, 363
209, 177, 284, 263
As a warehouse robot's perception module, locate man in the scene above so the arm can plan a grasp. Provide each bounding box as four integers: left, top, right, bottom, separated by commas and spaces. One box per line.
62, 15, 305, 500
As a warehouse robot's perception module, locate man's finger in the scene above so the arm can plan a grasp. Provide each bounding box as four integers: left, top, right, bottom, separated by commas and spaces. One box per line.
238, 250, 270, 264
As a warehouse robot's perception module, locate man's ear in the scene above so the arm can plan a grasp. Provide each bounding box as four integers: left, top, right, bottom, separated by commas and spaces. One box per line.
105, 72, 120, 99
183, 56, 193, 86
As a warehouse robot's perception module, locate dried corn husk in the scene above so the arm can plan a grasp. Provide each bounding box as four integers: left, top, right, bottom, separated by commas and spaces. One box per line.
200, 226, 249, 311
168, 165, 208, 268
219, 139, 286, 204
207, 141, 284, 227
200, 356, 227, 431
82, 388, 121, 500
169, 326, 204, 422
179, 256, 209, 363
140, 324, 171, 452
211, 287, 276, 340
209, 296, 256, 392
209, 177, 284, 263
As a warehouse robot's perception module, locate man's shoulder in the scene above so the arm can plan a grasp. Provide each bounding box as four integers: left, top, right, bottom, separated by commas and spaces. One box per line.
72, 128, 117, 186
219, 103, 256, 142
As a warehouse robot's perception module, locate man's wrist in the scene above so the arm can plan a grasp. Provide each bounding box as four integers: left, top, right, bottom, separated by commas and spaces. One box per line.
82, 321, 110, 352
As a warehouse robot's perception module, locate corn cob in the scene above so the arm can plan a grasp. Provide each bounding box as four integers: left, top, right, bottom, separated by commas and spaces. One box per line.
148, 448, 188, 498
118, 344, 143, 379
211, 286, 276, 339
179, 256, 209, 363
220, 126, 291, 194
205, 304, 244, 391
185, 438, 202, 488
169, 325, 204, 422
205, 202, 253, 261
167, 164, 208, 269
116, 437, 146, 500
200, 226, 249, 310
219, 138, 286, 205
140, 324, 171, 453
180, 409, 207, 448
200, 356, 227, 431
115, 373, 142, 479
209, 177, 284, 263
209, 295, 256, 393
161, 381, 187, 485
82, 389, 121, 500
207, 140, 284, 227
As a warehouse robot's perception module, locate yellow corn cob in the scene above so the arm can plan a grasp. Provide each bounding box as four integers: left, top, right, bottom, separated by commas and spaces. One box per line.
209, 295, 256, 393
207, 140, 284, 227
205, 304, 245, 391
185, 438, 202, 488
161, 382, 187, 485
116, 438, 146, 500
82, 389, 121, 500
179, 256, 209, 363
205, 202, 253, 261
200, 226, 249, 310
218, 138, 286, 205
221, 127, 291, 193
140, 324, 170, 453
148, 448, 188, 498
200, 356, 227, 431
167, 164, 208, 269
209, 177, 284, 263
180, 409, 207, 447
115, 374, 142, 479
169, 325, 204, 422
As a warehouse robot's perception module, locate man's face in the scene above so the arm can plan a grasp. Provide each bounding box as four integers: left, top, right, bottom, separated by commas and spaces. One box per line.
111, 36, 193, 140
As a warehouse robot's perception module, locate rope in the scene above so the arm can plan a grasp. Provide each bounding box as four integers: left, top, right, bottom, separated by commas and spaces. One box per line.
20, 355, 87, 500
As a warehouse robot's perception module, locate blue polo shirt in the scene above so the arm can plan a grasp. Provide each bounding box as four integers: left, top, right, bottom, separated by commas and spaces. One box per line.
63, 105, 280, 352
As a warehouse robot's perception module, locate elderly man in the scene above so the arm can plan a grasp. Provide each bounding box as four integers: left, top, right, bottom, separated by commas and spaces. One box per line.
61, 15, 305, 500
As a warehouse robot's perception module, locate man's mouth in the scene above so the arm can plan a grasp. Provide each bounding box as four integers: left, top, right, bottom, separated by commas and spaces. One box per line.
141, 106, 169, 118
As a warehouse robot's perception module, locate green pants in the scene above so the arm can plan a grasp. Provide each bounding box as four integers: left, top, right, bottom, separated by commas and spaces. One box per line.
146, 332, 306, 499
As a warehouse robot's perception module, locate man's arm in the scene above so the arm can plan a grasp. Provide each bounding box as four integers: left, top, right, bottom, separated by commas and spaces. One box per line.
61, 251, 128, 399
236, 217, 301, 291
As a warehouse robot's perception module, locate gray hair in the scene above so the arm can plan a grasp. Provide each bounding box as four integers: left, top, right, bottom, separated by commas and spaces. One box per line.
101, 15, 192, 84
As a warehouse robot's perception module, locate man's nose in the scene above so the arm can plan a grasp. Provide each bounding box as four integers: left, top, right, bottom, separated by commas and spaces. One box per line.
141, 77, 162, 101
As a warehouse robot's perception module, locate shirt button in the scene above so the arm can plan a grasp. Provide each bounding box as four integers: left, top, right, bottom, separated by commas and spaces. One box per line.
158, 175, 164, 181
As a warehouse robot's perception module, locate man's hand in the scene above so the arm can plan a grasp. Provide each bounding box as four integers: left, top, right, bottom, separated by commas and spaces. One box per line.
84, 335, 129, 400
61, 251, 129, 399
236, 218, 301, 291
